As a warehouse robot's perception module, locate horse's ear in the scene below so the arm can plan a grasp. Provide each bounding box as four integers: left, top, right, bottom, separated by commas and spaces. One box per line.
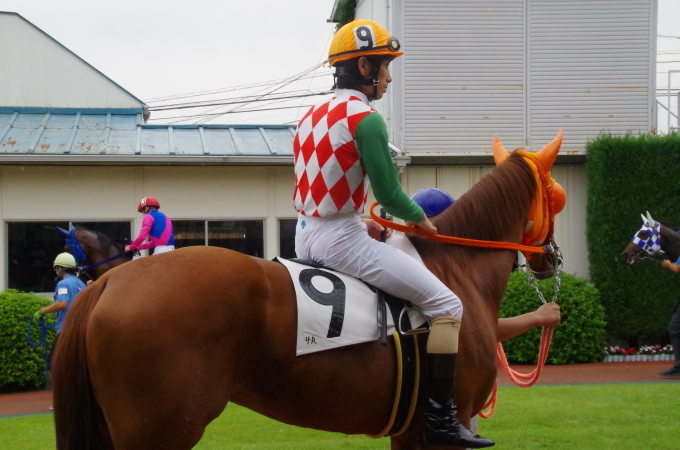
493, 135, 510, 166
641, 213, 649, 224
56, 227, 70, 236
537, 129, 563, 168
646, 211, 657, 227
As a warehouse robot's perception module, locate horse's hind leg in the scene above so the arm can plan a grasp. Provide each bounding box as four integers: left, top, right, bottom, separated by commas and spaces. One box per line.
88, 327, 235, 449
95, 354, 234, 450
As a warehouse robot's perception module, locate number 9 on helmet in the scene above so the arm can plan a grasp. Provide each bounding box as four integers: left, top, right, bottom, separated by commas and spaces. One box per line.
328, 20, 404, 67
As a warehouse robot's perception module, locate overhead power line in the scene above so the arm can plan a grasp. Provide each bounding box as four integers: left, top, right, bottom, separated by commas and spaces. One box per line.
192, 62, 327, 124
145, 62, 331, 104
147, 104, 317, 122
149, 91, 332, 112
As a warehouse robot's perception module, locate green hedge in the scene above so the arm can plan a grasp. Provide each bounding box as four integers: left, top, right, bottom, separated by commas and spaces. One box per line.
586, 133, 680, 343
0, 290, 56, 392
499, 271, 607, 364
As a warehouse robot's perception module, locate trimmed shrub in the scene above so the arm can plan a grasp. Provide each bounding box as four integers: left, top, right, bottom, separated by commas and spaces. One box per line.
500, 271, 607, 365
587, 133, 680, 343
0, 289, 56, 392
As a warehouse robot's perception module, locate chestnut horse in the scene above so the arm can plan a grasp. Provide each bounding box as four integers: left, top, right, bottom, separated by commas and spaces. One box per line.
620, 212, 680, 264
52, 135, 564, 450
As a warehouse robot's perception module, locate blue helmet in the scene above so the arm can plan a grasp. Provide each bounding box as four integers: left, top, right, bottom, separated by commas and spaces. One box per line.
412, 188, 455, 218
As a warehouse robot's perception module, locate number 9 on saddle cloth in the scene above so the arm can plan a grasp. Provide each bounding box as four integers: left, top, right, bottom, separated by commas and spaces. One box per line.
275, 257, 429, 356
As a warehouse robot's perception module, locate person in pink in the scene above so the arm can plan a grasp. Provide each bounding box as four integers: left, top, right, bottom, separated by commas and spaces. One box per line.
125, 197, 175, 255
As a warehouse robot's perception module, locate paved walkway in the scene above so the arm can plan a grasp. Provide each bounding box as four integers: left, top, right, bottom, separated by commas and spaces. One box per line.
1, 361, 678, 417
0, 389, 52, 417
497, 360, 679, 386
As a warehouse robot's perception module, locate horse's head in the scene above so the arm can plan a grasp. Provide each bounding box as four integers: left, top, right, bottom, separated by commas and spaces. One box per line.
57, 226, 132, 278
494, 131, 566, 279
620, 212, 680, 264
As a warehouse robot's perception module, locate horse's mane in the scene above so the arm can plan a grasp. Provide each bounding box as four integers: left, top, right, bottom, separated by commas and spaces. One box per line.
74, 226, 125, 254
409, 152, 536, 262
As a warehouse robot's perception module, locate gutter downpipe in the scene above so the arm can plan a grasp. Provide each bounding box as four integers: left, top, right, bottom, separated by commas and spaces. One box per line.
389, 142, 410, 184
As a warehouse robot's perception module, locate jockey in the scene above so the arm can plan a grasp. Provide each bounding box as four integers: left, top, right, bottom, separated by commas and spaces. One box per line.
125, 197, 175, 255
292, 20, 493, 448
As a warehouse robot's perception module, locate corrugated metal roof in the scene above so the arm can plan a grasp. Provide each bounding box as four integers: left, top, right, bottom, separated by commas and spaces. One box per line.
0, 111, 295, 163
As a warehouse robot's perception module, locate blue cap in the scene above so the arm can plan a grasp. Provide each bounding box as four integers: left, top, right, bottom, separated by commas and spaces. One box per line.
412, 188, 455, 218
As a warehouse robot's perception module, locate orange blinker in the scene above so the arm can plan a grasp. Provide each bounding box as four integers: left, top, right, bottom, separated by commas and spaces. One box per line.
552, 182, 566, 214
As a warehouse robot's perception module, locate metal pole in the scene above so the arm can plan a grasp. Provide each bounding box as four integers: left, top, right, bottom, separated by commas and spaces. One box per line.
669, 71, 680, 133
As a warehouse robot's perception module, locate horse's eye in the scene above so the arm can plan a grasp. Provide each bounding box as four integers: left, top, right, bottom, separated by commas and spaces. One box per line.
637, 230, 649, 240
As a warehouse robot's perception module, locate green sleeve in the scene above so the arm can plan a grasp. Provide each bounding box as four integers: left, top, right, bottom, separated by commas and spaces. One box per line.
354, 112, 425, 223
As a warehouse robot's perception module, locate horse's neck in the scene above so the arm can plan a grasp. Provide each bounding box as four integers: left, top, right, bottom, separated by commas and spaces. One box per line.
661, 225, 680, 260
410, 157, 535, 313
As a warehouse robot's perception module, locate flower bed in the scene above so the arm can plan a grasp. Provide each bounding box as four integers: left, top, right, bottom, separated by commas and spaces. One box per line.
603, 345, 674, 362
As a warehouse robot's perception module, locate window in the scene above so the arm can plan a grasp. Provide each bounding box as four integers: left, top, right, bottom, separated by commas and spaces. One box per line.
173, 220, 206, 248
7, 221, 131, 293
174, 220, 264, 257
279, 219, 297, 259
209, 221, 263, 257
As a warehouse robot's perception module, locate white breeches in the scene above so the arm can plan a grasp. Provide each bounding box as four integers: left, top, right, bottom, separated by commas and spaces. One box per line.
132, 245, 175, 260
295, 213, 463, 319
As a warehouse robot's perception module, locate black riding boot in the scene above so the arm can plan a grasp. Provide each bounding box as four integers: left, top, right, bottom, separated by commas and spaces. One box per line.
424, 353, 495, 448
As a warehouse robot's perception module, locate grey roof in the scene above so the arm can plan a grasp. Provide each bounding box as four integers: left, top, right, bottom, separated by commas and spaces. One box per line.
0, 111, 295, 164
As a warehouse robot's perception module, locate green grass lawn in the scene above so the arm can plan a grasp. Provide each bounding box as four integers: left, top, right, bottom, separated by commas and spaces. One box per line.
2, 383, 679, 449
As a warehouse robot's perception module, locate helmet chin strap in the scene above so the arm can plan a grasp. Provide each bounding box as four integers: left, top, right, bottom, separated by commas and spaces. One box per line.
370, 61, 380, 101
334, 60, 381, 101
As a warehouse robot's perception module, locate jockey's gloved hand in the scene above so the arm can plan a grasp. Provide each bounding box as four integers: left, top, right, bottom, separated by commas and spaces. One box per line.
33, 310, 44, 321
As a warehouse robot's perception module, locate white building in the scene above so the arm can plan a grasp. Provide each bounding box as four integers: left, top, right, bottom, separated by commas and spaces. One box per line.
330, 0, 658, 277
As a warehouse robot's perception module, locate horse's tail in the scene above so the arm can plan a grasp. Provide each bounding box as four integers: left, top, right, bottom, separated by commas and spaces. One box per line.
52, 278, 114, 450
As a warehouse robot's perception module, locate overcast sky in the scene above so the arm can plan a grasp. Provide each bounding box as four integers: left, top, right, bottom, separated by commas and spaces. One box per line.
0, 0, 338, 124
1, 0, 679, 129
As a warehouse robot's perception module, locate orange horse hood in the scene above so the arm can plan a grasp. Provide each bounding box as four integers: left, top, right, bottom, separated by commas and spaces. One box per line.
492, 130, 566, 246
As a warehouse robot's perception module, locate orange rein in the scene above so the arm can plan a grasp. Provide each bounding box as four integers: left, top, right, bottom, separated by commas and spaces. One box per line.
478, 327, 554, 418
368, 202, 548, 255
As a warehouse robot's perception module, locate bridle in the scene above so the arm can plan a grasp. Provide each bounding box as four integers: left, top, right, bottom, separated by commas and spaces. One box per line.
628, 221, 668, 263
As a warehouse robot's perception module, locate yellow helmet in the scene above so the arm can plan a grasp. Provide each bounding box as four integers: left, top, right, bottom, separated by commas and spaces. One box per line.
53, 252, 77, 268
328, 20, 403, 67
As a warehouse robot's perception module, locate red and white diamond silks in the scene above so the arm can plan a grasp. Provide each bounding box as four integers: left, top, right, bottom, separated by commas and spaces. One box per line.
293, 91, 374, 217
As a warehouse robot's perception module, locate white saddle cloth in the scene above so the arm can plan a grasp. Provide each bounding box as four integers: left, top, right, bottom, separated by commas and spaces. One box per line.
278, 234, 428, 356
